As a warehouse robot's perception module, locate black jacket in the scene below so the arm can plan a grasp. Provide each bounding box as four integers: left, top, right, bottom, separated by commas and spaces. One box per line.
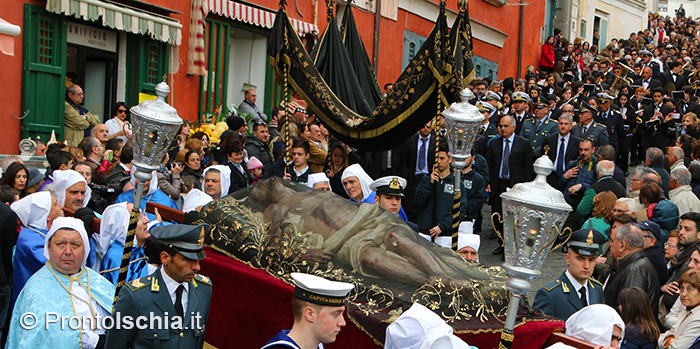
604, 250, 661, 316
543, 133, 581, 191
227, 160, 254, 194
245, 136, 273, 171
644, 245, 670, 285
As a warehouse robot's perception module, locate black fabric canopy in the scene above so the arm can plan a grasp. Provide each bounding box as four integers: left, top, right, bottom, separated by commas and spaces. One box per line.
267, 2, 474, 151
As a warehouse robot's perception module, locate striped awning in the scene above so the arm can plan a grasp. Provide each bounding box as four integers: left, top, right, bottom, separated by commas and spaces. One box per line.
46, 0, 183, 46
208, 0, 318, 36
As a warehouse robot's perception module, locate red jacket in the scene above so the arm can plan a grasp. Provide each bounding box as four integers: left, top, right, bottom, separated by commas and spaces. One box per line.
539, 43, 555, 68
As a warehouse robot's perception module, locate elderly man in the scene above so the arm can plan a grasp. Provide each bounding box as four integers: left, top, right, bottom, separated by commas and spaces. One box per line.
10, 192, 64, 302
667, 147, 687, 173
614, 197, 645, 221
202, 165, 231, 200
6, 217, 115, 348
92, 123, 110, 146
520, 96, 558, 156
486, 114, 534, 254
239, 89, 267, 126
79, 136, 110, 174
53, 170, 91, 210
604, 223, 661, 316
534, 228, 607, 321
306, 173, 330, 191
543, 110, 581, 191
645, 147, 671, 196
64, 84, 99, 147
306, 123, 328, 173
106, 223, 213, 348
263, 273, 353, 349
670, 168, 700, 216
563, 139, 598, 208
576, 160, 626, 219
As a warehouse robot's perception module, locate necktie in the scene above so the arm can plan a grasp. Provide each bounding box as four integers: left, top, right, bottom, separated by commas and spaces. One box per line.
418, 137, 427, 172
501, 139, 511, 179
603, 112, 608, 119
583, 125, 588, 134
175, 285, 185, 318
579, 286, 587, 307
556, 138, 566, 177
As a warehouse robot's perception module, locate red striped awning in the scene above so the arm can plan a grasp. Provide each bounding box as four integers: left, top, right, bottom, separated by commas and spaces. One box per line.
208, 0, 318, 36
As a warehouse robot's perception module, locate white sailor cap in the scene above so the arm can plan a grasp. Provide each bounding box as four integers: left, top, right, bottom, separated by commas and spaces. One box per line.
370, 176, 407, 197
483, 91, 501, 101
291, 273, 354, 306
512, 91, 530, 102
477, 101, 495, 113
597, 92, 614, 102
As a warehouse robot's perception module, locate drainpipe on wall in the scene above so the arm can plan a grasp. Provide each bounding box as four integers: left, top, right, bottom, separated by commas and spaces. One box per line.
517, 0, 524, 78
373, 0, 381, 71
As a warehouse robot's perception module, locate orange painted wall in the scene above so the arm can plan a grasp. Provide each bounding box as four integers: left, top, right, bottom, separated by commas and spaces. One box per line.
0, 0, 44, 154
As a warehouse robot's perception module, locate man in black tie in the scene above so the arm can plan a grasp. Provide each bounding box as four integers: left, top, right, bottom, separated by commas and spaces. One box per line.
634, 66, 662, 91
510, 92, 532, 134
543, 111, 581, 191
486, 115, 535, 255
399, 122, 439, 221
533, 228, 607, 321
661, 62, 687, 93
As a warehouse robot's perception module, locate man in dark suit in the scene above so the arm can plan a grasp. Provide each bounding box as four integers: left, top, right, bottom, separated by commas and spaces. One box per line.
661, 61, 688, 93
641, 88, 674, 152
543, 109, 581, 192
533, 228, 607, 321
634, 66, 663, 92
400, 122, 439, 221
486, 115, 535, 255
106, 223, 213, 348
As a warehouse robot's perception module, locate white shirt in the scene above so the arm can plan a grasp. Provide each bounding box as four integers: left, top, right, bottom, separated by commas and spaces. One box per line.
70, 272, 110, 349
565, 269, 589, 305
554, 133, 570, 170
160, 266, 189, 316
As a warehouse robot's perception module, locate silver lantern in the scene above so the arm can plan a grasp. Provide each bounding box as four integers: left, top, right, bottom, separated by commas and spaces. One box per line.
493, 155, 572, 341
442, 88, 484, 250
114, 81, 182, 298
130, 81, 183, 178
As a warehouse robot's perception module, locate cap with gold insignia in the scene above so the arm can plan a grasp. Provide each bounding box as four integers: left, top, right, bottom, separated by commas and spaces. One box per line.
483, 91, 501, 101
512, 91, 530, 103
597, 92, 614, 103
567, 228, 607, 256
579, 101, 598, 114
477, 101, 495, 113
370, 176, 408, 197
150, 223, 210, 260
291, 273, 354, 306
532, 96, 549, 108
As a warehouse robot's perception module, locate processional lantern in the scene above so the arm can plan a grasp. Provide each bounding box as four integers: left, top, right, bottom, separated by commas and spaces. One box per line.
113, 81, 182, 302
493, 156, 572, 346
442, 88, 484, 250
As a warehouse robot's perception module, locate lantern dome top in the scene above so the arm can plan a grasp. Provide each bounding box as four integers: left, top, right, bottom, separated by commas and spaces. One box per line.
501, 155, 572, 212
130, 81, 182, 125
442, 88, 483, 123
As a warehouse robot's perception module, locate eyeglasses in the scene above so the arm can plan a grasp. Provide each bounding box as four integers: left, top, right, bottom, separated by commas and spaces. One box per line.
612, 208, 630, 213
665, 242, 678, 248
117, 109, 127, 113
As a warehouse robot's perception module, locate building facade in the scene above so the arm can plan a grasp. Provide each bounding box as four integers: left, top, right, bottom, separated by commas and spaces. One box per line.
0, 0, 546, 154
552, 0, 647, 50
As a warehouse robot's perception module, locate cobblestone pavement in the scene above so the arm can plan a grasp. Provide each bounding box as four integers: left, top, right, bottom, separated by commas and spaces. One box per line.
474, 164, 639, 303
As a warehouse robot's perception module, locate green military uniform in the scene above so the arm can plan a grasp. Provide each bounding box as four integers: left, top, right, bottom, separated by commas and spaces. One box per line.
105, 224, 213, 349
520, 96, 558, 157
532, 228, 607, 321
571, 102, 609, 148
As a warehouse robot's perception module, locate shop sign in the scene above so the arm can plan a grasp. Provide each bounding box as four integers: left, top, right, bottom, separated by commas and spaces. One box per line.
67, 22, 117, 52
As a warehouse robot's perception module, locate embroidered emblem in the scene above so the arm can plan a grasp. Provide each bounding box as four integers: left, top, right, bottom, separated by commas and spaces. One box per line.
586, 230, 594, 245
198, 227, 205, 246
389, 178, 401, 190
151, 278, 160, 292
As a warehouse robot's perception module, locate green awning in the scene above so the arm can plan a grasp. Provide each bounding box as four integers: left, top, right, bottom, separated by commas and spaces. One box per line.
46, 0, 182, 46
